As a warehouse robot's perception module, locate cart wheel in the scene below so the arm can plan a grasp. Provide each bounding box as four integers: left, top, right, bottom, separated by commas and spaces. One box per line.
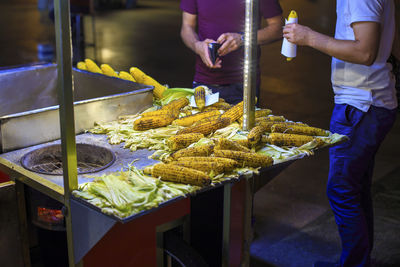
164, 231, 208, 267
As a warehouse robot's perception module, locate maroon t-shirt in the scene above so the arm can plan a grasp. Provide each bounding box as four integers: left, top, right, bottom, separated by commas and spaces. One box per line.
180, 0, 282, 85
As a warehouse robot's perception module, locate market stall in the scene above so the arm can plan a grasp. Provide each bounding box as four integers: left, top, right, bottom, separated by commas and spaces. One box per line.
0, 1, 347, 266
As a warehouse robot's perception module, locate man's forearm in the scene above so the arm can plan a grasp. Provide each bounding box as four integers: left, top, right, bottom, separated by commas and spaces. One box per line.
181, 25, 200, 55
307, 31, 377, 66
257, 16, 283, 45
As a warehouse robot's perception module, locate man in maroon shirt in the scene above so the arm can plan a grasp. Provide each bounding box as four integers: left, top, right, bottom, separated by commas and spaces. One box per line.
180, 0, 283, 104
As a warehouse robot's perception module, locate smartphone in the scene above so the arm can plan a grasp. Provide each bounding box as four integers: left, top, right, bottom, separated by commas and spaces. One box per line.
208, 43, 221, 64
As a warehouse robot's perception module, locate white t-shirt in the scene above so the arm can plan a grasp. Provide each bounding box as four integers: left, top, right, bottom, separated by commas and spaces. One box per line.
331, 0, 398, 112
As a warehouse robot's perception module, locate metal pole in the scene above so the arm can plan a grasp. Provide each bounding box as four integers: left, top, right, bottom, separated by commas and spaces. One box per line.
242, 0, 259, 131
54, 0, 79, 266
222, 183, 232, 267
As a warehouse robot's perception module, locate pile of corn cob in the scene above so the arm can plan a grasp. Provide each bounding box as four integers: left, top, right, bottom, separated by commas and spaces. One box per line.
77, 59, 167, 99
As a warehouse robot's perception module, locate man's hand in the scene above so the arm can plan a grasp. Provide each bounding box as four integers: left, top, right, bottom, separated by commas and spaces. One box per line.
283, 23, 312, 46
216, 33, 243, 57
194, 39, 222, 68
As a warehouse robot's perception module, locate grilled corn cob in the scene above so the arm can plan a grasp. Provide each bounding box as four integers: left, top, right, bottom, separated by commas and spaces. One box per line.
141, 109, 179, 118
176, 156, 239, 172
220, 101, 243, 123
194, 86, 206, 111
177, 117, 230, 135
167, 133, 204, 151
133, 115, 175, 131
205, 101, 232, 111
162, 97, 189, 111
247, 125, 268, 147
264, 133, 314, 147
214, 150, 274, 168
255, 109, 273, 118
215, 138, 251, 152
257, 115, 286, 123
77, 61, 87, 71
170, 161, 225, 175
271, 124, 329, 136
130, 67, 166, 99
255, 121, 308, 132
100, 64, 118, 77
144, 163, 210, 186
119, 71, 136, 82
172, 110, 221, 127
85, 59, 102, 74
170, 144, 214, 160
192, 115, 221, 126
232, 139, 250, 148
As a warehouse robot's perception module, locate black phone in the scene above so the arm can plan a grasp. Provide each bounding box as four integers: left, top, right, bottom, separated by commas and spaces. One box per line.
208, 43, 221, 64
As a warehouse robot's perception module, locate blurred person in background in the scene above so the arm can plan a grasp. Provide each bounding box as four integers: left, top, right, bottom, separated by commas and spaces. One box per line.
180, 0, 283, 105
283, 0, 398, 266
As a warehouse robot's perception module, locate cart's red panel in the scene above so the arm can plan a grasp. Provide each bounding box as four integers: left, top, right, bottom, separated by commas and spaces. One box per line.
83, 198, 190, 267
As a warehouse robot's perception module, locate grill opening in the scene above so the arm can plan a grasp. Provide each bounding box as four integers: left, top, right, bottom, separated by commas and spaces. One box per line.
21, 143, 116, 175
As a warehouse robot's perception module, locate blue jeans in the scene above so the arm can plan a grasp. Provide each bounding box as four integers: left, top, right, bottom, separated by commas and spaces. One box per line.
192, 82, 260, 105
328, 104, 397, 267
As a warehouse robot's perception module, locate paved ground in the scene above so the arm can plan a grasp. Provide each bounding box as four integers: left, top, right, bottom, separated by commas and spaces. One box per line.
1, 0, 399, 266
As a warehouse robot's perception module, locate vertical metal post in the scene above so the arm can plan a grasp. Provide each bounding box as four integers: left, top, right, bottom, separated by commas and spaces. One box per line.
242, 0, 259, 131
241, 177, 254, 266
222, 183, 232, 267
54, 1, 79, 266
15, 181, 31, 267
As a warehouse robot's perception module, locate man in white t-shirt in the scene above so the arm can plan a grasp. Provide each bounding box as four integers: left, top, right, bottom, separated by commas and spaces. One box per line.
283, 1, 398, 266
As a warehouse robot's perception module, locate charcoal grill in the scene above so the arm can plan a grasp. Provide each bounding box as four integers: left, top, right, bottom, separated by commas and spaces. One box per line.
20, 144, 116, 175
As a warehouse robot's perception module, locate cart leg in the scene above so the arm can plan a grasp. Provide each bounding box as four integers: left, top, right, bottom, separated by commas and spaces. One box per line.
222, 182, 232, 267
15, 180, 31, 267
241, 177, 254, 266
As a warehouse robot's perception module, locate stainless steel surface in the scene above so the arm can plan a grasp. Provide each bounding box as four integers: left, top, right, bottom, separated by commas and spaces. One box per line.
0, 181, 25, 267
242, 0, 259, 131
21, 143, 116, 175
222, 182, 232, 267
0, 133, 159, 189
70, 197, 116, 264
0, 64, 153, 152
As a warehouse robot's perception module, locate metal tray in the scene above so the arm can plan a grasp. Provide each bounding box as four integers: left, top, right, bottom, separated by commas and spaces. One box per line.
0, 63, 153, 152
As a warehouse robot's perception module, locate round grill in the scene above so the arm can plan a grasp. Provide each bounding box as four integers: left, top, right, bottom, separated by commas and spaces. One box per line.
21, 143, 116, 175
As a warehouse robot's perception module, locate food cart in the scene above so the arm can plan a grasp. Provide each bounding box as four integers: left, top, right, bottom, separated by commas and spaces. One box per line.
0, 1, 345, 266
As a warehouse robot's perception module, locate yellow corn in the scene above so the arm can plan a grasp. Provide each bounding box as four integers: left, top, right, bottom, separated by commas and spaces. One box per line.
141, 109, 179, 118
271, 124, 329, 136
170, 161, 225, 175
176, 156, 239, 172
119, 71, 136, 82
194, 86, 206, 111
192, 115, 221, 126
215, 138, 251, 152
256, 115, 286, 123
170, 144, 214, 160
206, 101, 232, 111
213, 150, 274, 168
220, 101, 243, 123
77, 61, 87, 71
232, 139, 249, 148
143, 163, 210, 186
133, 115, 175, 131
167, 133, 204, 151
247, 125, 268, 147
130, 67, 166, 99
255, 109, 273, 118
162, 97, 189, 111
85, 59, 102, 74
265, 133, 314, 147
177, 117, 230, 135
100, 64, 118, 77
172, 110, 221, 127
256, 121, 308, 132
